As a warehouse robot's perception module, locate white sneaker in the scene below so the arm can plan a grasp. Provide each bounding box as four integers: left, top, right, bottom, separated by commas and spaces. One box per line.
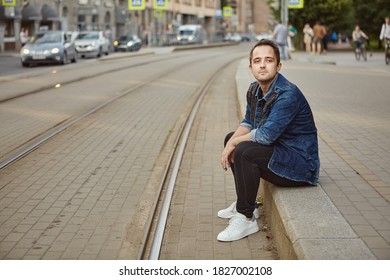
254, 207, 260, 220
217, 213, 260, 242
217, 201, 260, 219
217, 201, 237, 219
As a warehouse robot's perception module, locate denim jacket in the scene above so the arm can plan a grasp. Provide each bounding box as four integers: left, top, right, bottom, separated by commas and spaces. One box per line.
240, 74, 320, 185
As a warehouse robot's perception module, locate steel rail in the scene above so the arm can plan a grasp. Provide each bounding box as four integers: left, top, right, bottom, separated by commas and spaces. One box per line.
0, 53, 215, 172
0, 54, 186, 103
146, 58, 240, 260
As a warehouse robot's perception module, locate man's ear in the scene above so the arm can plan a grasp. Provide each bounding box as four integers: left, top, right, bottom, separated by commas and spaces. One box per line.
277, 63, 282, 72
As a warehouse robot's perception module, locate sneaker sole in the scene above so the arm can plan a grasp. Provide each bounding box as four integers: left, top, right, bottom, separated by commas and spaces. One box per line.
217, 211, 236, 219
217, 224, 260, 242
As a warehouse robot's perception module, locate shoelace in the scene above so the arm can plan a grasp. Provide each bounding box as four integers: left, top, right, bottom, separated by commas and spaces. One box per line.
224, 216, 246, 233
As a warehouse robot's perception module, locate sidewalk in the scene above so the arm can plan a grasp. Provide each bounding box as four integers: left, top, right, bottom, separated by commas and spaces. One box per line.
235, 54, 390, 259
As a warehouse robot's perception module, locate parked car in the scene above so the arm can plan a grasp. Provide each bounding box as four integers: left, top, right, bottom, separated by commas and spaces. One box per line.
65, 31, 79, 43
113, 35, 142, 51
176, 25, 205, 45
20, 30, 77, 67
255, 33, 273, 41
240, 33, 256, 42
74, 31, 110, 58
224, 33, 242, 42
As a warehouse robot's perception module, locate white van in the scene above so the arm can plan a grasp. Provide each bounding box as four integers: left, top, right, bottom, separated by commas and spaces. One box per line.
176, 25, 205, 45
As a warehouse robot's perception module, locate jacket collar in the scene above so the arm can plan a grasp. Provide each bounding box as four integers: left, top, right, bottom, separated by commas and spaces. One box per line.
255, 73, 282, 101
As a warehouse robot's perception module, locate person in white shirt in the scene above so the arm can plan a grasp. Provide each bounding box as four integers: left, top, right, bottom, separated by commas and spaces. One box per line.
380, 16, 390, 41
20, 28, 28, 47
303, 23, 314, 53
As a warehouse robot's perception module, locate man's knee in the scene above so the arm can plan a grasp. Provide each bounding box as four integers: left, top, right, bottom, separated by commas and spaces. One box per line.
234, 142, 273, 162
234, 141, 253, 159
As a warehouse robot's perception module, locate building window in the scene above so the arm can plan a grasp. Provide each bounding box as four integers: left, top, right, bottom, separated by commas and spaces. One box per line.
78, 15, 86, 31
92, 14, 99, 30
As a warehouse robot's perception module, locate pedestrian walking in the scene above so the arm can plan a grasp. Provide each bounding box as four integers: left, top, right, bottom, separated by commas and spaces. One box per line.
312, 21, 326, 54
322, 24, 329, 54
217, 39, 320, 242
303, 23, 314, 53
272, 21, 288, 60
288, 24, 297, 52
20, 28, 28, 47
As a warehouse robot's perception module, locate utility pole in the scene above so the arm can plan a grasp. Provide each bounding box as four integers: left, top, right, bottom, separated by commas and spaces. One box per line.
281, 0, 288, 25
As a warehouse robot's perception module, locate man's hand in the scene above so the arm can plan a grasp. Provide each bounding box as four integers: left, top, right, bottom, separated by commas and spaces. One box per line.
220, 143, 235, 171
220, 128, 251, 171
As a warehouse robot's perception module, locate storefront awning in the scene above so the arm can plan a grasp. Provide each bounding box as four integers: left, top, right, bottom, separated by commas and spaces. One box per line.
0, 5, 21, 20
22, 2, 42, 21
41, 4, 59, 21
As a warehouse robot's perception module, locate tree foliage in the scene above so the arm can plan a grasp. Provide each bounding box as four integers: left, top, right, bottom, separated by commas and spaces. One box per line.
288, 0, 354, 34
352, 0, 389, 37
268, 0, 389, 39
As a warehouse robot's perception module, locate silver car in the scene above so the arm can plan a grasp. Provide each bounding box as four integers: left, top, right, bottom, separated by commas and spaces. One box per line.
20, 31, 77, 67
74, 31, 110, 58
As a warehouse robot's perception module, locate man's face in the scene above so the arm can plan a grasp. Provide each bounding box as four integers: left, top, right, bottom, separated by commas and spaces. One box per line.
249, 45, 281, 85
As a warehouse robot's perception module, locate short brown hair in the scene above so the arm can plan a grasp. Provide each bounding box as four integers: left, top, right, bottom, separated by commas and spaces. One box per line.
249, 39, 281, 66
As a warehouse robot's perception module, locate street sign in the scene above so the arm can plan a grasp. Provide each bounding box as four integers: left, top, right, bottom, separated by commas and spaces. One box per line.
288, 0, 304, 9
154, 0, 168, 10
2, 0, 16, 6
223, 6, 233, 17
154, 9, 163, 18
128, 0, 145, 10
215, 9, 222, 19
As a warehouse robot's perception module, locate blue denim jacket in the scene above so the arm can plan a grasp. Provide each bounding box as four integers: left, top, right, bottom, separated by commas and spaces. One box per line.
240, 74, 320, 185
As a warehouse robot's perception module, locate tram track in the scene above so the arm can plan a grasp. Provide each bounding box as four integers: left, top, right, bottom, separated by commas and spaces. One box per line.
0, 50, 226, 169
0, 58, 184, 171
0, 52, 183, 103
138, 58, 241, 260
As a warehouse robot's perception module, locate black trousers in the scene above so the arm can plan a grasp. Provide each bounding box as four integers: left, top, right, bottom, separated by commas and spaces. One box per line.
224, 132, 308, 218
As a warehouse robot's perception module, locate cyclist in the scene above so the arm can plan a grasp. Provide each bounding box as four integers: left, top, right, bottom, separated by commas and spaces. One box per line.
380, 17, 390, 64
352, 25, 368, 52
379, 16, 390, 43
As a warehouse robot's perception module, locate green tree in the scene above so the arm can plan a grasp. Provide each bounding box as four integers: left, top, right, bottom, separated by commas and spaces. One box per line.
287, 0, 354, 34
267, 0, 355, 49
267, 0, 388, 49
353, 0, 389, 47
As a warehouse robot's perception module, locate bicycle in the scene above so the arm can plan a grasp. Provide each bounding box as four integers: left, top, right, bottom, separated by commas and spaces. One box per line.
385, 38, 390, 65
354, 38, 367, 61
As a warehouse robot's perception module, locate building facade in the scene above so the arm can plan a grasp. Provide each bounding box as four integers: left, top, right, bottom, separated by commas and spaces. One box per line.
0, 0, 273, 52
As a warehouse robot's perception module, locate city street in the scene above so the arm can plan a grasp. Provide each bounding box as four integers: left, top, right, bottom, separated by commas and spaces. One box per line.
0, 43, 389, 261
0, 51, 114, 78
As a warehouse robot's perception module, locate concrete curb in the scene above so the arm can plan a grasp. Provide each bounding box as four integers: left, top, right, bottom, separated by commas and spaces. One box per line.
235, 59, 376, 260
